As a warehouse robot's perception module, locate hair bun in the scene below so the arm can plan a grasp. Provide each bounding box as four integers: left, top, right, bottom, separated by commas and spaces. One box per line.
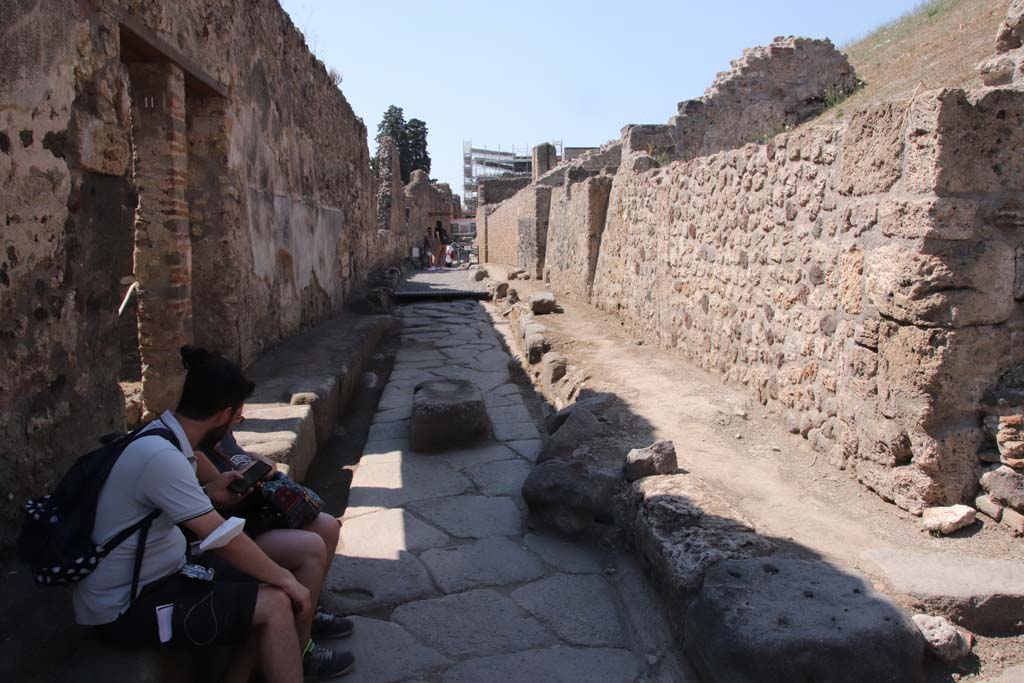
180, 345, 211, 370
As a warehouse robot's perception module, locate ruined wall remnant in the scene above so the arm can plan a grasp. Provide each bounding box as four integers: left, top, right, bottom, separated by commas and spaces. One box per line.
0, 0, 398, 545
544, 175, 613, 301
475, 175, 534, 262
480, 29, 1024, 515
532, 142, 558, 181
670, 36, 858, 160
403, 170, 460, 260
480, 185, 552, 278
591, 88, 1024, 513
376, 136, 405, 234
979, 0, 1024, 85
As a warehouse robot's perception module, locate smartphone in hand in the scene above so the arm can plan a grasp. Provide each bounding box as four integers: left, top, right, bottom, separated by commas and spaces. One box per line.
228, 461, 273, 494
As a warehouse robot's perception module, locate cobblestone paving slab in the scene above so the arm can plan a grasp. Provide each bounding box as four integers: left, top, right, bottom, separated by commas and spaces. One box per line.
327, 300, 683, 681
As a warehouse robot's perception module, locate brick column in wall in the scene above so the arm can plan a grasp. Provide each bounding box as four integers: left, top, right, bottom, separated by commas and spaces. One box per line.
187, 94, 246, 364
128, 62, 193, 419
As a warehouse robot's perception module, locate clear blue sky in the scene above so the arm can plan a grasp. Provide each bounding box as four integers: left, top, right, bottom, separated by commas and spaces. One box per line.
280, 0, 923, 202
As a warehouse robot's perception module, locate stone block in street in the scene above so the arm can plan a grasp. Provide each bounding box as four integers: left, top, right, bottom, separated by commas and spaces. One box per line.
529, 292, 558, 314
911, 614, 972, 663
511, 574, 627, 647
410, 379, 491, 452
521, 458, 621, 535
685, 559, 925, 683
392, 589, 550, 658
419, 536, 546, 593
624, 440, 678, 481
921, 505, 977, 535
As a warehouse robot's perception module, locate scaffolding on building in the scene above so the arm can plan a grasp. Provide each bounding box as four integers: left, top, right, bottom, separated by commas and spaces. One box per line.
462, 140, 562, 215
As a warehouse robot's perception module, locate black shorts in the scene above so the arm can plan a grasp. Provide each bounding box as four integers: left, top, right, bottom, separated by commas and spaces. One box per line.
97, 571, 259, 647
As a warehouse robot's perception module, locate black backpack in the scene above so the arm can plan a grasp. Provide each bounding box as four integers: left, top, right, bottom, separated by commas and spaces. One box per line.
17, 425, 181, 600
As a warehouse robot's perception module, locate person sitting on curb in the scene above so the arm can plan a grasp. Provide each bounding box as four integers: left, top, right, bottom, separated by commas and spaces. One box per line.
193, 430, 351, 643
72, 346, 353, 682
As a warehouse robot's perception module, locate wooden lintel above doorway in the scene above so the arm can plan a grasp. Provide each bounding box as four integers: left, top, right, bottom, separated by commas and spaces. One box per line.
116, 10, 229, 100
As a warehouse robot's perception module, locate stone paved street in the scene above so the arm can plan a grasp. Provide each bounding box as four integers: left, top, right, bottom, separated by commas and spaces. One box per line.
322, 299, 693, 683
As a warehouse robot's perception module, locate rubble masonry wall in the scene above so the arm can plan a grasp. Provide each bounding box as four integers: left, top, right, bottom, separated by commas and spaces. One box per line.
486, 87, 1024, 513
0, 0, 400, 545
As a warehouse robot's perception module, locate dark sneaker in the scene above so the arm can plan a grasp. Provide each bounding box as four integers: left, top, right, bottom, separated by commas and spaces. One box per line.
311, 607, 354, 639
303, 644, 354, 680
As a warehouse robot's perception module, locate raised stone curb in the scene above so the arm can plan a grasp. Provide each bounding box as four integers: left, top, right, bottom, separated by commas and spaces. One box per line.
237, 313, 394, 483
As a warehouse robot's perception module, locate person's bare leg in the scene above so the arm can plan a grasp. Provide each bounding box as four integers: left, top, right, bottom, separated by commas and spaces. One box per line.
303, 513, 341, 579
256, 529, 326, 644
223, 633, 258, 683
247, 585, 302, 683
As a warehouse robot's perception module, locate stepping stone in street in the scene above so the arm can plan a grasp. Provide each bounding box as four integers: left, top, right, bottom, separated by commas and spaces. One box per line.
392, 589, 551, 658
685, 558, 924, 683
341, 616, 450, 683
441, 646, 640, 683
410, 379, 492, 452
419, 536, 546, 593
511, 574, 628, 647
408, 495, 523, 538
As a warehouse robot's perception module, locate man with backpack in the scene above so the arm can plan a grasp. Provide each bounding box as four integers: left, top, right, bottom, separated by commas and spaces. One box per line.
68, 346, 353, 681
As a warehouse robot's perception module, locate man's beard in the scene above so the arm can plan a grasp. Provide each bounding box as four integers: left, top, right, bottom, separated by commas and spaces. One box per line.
198, 420, 233, 450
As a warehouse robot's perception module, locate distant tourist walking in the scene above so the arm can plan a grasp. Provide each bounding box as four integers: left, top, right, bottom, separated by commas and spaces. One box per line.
423, 226, 440, 270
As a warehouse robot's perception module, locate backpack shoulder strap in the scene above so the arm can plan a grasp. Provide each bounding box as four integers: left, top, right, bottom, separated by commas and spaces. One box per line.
109, 425, 184, 605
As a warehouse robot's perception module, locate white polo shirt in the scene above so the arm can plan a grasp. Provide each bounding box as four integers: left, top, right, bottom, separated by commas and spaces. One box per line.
72, 411, 214, 625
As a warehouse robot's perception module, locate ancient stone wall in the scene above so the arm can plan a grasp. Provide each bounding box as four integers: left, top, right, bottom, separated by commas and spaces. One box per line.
979, 0, 1024, 85
0, 0, 387, 545
669, 37, 858, 160
544, 175, 613, 301
403, 170, 460, 261
588, 88, 1024, 514
481, 28, 1024, 513
481, 185, 552, 277
476, 175, 535, 263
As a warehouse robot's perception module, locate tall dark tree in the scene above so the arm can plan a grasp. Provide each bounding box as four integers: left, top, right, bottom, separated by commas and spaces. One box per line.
373, 106, 431, 184
375, 106, 409, 182
403, 118, 431, 178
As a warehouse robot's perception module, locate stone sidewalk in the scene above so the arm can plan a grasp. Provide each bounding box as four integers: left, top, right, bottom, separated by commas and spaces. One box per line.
322, 299, 692, 683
